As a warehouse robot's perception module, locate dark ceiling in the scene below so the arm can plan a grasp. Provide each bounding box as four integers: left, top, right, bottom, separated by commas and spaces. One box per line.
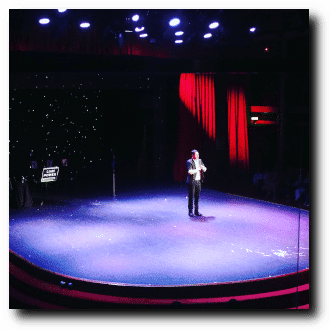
9, 9, 309, 73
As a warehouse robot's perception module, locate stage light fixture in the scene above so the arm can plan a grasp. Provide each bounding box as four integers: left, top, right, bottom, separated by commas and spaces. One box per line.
132, 14, 139, 22
139, 33, 148, 38
80, 22, 90, 28
204, 33, 212, 38
209, 22, 219, 29
169, 18, 180, 27
135, 26, 145, 32
175, 31, 184, 36
250, 27, 256, 32
175, 40, 183, 43
39, 18, 50, 25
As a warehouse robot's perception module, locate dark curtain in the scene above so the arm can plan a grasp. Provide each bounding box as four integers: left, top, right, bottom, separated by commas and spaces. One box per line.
9, 24, 218, 59
227, 81, 249, 172
9, 25, 168, 57
173, 73, 215, 181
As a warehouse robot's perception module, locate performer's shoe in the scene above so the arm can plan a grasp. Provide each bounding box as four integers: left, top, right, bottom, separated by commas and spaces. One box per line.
189, 212, 195, 217
195, 212, 202, 216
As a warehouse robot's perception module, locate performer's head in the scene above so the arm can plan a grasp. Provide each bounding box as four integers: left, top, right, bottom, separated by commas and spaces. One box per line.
191, 150, 199, 160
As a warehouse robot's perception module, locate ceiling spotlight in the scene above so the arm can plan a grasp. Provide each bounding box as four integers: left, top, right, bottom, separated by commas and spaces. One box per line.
139, 33, 148, 38
58, 9, 67, 13
169, 18, 180, 27
204, 33, 212, 39
175, 31, 184, 36
250, 27, 256, 32
175, 40, 183, 43
39, 18, 50, 25
80, 22, 90, 28
135, 27, 145, 32
209, 22, 219, 29
132, 15, 139, 22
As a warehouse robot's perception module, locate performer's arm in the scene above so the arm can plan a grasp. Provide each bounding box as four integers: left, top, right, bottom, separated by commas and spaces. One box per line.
188, 169, 198, 174
200, 160, 207, 172
187, 161, 198, 175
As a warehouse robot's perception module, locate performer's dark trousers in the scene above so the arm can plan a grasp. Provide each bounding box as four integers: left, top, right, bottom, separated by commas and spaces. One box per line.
188, 180, 201, 213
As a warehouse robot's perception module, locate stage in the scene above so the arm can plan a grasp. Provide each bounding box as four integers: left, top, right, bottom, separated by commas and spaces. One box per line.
9, 183, 309, 308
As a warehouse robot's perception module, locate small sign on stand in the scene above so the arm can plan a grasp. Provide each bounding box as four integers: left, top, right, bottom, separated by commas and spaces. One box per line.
40, 167, 59, 205
41, 167, 59, 183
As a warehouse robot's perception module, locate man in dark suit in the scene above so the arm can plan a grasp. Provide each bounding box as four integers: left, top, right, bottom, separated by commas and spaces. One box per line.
186, 150, 207, 217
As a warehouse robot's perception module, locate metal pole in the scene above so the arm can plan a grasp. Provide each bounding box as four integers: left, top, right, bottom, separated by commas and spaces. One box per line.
112, 150, 115, 198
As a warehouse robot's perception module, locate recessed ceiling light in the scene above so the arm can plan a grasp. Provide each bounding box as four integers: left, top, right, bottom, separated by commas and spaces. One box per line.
209, 22, 219, 29
80, 22, 90, 28
169, 18, 180, 27
132, 15, 139, 22
39, 18, 50, 25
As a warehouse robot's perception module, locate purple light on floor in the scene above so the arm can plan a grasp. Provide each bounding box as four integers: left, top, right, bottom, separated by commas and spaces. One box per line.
9, 185, 309, 286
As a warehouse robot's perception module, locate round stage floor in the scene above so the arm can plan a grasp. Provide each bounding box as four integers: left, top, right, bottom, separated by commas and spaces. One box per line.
9, 184, 309, 287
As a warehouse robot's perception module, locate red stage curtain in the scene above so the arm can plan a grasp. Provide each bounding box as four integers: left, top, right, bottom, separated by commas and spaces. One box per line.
227, 82, 249, 171
173, 73, 215, 181
10, 27, 218, 59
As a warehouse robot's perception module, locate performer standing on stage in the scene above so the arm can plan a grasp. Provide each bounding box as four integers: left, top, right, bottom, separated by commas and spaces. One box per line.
186, 150, 207, 217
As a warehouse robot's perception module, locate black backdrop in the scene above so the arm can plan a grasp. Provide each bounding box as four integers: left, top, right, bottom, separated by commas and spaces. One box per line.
102, 89, 153, 182
9, 72, 181, 191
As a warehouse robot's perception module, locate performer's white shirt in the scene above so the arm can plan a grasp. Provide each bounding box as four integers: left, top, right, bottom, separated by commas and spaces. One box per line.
194, 159, 202, 181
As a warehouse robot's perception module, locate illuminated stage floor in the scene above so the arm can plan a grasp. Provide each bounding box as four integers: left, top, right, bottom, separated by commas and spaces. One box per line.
9, 184, 309, 286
